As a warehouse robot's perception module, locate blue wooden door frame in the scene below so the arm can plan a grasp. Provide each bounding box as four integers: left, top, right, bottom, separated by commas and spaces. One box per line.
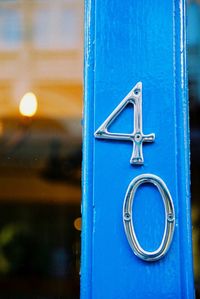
81, 1, 195, 298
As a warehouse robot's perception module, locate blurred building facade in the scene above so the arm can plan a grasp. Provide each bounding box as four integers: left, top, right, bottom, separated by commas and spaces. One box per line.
0, 1, 83, 298
0, 0, 83, 116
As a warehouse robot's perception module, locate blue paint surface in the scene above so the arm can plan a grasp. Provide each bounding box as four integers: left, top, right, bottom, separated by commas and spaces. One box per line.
81, 0, 195, 298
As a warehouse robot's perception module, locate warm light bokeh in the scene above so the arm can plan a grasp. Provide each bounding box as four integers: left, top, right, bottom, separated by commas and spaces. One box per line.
19, 92, 38, 117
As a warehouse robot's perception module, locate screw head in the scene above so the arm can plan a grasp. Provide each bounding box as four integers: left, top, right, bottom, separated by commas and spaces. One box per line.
134, 88, 140, 95
167, 213, 175, 222
134, 133, 142, 142
124, 212, 131, 221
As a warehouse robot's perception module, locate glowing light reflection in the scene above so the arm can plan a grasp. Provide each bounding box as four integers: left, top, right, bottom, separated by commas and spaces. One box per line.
19, 92, 38, 117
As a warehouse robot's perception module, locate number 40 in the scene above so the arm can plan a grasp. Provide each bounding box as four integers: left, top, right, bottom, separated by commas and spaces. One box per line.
94, 82, 175, 262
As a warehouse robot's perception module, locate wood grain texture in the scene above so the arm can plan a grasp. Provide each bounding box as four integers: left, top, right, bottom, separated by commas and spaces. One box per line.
81, 1, 195, 298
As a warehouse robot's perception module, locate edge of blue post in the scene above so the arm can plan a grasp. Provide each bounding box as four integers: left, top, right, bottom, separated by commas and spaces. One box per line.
81, 0, 95, 298
174, 0, 195, 297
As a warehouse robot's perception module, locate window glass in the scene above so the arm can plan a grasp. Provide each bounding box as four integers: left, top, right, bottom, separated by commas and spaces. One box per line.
0, 8, 22, 50
33, 7, 80, 50
0, 0, 83, 298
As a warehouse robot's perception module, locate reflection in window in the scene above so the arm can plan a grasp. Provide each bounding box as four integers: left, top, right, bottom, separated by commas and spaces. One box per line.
0, 8, 22, 50
0, 0, 83, 298
33, 7, 80, 50
0, 0, 82, 52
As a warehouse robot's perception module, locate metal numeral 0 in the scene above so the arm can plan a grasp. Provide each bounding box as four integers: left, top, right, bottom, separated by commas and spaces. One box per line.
123, 174, 175, 262
94, 82, 155, 165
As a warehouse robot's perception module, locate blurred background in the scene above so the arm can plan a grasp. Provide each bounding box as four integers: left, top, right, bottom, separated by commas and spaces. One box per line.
188, 0, 200, 298
0, 0, 83, 298
0, 0, 199, 298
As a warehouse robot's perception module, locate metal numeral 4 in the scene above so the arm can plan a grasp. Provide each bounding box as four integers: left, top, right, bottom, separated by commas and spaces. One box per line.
94, 82, 155, 165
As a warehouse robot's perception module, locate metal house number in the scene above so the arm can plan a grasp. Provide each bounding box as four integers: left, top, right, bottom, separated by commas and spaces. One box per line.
94, 82, 155, 165
94, 82, 175, 262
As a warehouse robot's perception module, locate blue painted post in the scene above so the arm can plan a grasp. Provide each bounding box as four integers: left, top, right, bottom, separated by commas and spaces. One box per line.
81, 0, 195, 298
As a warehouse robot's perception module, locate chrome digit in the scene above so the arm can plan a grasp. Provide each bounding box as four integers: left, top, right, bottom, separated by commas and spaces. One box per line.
94, 82, 155, 165
123, 174, 175, 262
